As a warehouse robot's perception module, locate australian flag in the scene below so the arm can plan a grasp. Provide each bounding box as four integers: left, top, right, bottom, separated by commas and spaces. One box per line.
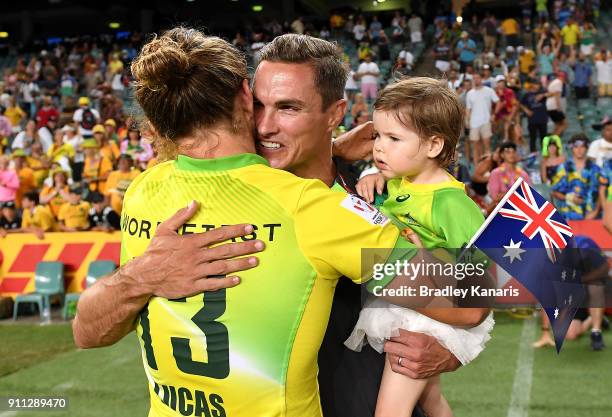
465, 178, 586, 353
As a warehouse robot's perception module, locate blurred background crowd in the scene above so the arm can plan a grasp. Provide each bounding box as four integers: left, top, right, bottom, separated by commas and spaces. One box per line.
0, 0, 611, 238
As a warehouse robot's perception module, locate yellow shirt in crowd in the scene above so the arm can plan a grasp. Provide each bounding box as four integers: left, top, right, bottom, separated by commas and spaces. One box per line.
47, 143, 75, 163
501, 18, 519, 35
104, 168, 141, 213
561, 24, 580, 46
83, 156, 113, 193
16, 167, 36, 208
40, 185, 69, 218
21, 205, 56, 231
519, 49, 535, 74
58, 201, 91, 230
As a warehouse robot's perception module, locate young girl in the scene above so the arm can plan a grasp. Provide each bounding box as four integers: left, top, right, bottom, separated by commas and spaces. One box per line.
344, 78, 495, 417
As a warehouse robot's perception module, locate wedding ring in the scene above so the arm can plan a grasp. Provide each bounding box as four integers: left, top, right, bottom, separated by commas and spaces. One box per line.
398, 357, 403, 367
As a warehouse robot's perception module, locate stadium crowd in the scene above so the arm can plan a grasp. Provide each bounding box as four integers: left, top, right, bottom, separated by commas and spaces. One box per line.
0, 1, 611, 235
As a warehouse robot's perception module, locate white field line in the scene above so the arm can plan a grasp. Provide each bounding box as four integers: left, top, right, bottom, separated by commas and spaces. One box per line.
507, 318, 537, 417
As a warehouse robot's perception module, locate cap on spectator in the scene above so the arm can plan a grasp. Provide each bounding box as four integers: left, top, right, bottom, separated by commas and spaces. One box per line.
483, 64, 491, 70
495, 75, 506, 83
592, 115, 611, 130
51, 168, 68, 177
1, 201, 16, 210
62, 124, 76, 132
87, 191, 105, 204
78, 96, 90, 106
460, 31, 468, 38
506, 45, 515, 52
92, 124, 105, 134
517, 46, 525, 53
568, 133, 590, 147
11, 149, 27, 158
104, 119, 117, 127
82, 139, 99, 148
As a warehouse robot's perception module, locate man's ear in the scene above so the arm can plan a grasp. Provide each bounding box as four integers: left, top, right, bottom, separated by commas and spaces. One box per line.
327, 99, 347, 131
427, 136, 445, 159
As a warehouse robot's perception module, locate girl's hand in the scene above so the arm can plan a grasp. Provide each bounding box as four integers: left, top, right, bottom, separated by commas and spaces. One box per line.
356, 173, 385, 203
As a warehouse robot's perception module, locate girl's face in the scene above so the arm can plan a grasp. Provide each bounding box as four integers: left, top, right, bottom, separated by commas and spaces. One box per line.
372, 110, 430, 180
548, 143, 559, 156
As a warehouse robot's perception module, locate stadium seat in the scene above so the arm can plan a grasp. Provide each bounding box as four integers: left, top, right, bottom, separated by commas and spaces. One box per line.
12, 262, 65, 321
62, 260, 116, 320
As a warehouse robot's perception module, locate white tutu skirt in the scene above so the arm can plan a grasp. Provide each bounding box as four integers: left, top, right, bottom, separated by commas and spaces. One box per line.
344, 298, 495, 365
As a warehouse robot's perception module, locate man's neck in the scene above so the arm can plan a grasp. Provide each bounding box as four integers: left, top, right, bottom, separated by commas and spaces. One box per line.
291, 153, 337, 187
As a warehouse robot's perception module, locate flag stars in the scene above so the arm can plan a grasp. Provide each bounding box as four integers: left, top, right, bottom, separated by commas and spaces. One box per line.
554, 308, 559, 319
503, 239, 525, 263
561, 270, 567, 281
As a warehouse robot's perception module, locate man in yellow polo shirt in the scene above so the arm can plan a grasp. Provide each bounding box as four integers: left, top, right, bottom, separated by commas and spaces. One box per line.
21, 191, 56, 239
57, 185, 91, 232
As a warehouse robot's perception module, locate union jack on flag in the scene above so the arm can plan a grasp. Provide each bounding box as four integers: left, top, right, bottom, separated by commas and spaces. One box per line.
498, 179, 573, 262
465, 178, 584, 353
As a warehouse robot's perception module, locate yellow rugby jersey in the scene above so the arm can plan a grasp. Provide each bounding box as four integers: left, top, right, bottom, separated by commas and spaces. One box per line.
120, 153, 404, 417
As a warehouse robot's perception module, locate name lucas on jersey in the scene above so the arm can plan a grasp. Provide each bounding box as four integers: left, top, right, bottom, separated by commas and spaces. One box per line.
153, 382, 225, 417
121, 213, 282, 242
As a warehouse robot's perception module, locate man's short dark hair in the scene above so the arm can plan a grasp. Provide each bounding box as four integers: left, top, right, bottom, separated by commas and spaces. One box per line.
88, 192, 105, 204
258, 34, 348, 110
24, 191, 39, 205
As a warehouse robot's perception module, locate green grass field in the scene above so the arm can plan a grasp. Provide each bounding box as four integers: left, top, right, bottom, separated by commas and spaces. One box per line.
1, 313, 611, 417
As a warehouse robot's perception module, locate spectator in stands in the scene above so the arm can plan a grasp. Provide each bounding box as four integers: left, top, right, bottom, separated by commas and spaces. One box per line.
0, 201, 21, 237
466, 73, 499, 165
12, 150, 35, 209
481, 13, 498, 52
433, 36, 451, 74
35, 96, 59, 129
351, 93, 368, 119
594, 50, 611, 97
21, 190, 55, 239
494, 76, 519, 143
407, 13, 423, 45
93, 124, 120, 165
552, 134, 602, 220
488, 142, 531, 203
521, 78, 549, 152
291, 16, 305, 35
353, 15, 367, 44
105, 154, 140, 214
0, 155, 19, 207
518, 46, 536, 81
456, 31, 477, 73
20, 73, 39, 118
356, 53, 379, 103
40, 168, 70, 219
540, 135, 566, 184
368, 16, 382, 44
580, 22, 597, 57
501, 16, 520, 47
87, 191, 120, 232
537, 36, 560, 86
587, 116, 612, 167
572, 52, 593, 101
560, 17, 580, 54
104, 118, 119, 143
82, 139, 113, 193
47, 126, 75, 170
4, 96, 26, 132
0, 106, 11, 153
63, 124, 84, 181
12, 120, 37, 154
546, 72, 568, 136
27, 142, 51, 187
57, 185, 90, 232
73, 96, 100, 138
119, 126, 153, 170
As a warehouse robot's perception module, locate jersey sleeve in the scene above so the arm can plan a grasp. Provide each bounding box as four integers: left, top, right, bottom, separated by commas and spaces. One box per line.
431, 189, 485, 248
294, 179, 408, 284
